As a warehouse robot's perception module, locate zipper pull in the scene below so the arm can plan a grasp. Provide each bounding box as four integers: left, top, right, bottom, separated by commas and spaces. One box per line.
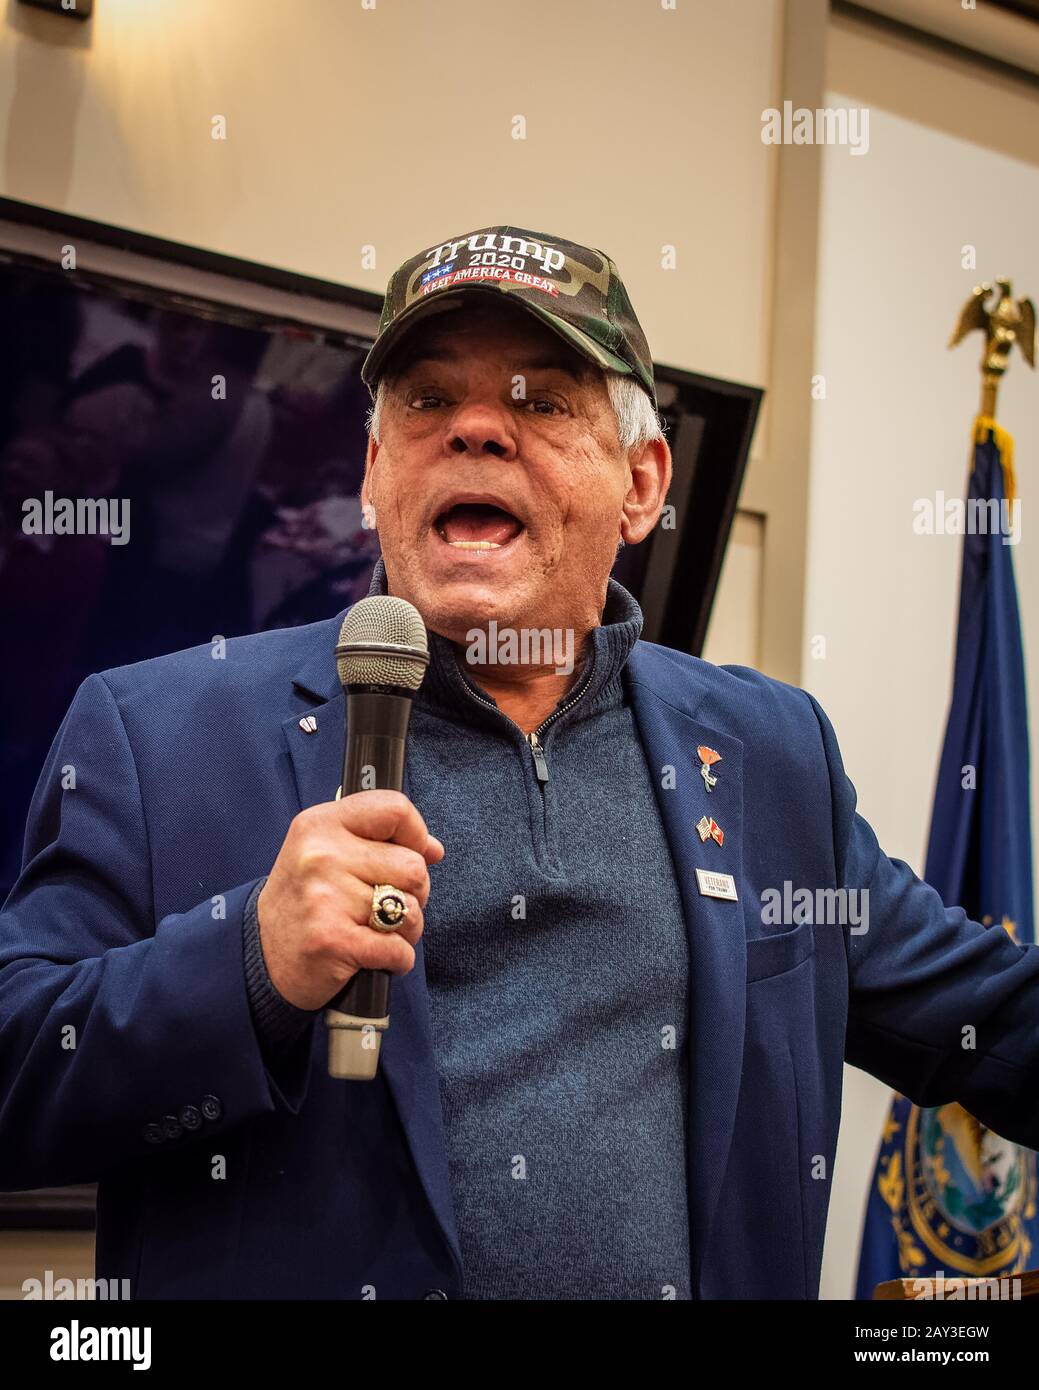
527, 731, 550, 784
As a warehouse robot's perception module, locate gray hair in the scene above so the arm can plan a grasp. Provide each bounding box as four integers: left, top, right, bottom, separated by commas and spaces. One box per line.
367, 369, 663, 453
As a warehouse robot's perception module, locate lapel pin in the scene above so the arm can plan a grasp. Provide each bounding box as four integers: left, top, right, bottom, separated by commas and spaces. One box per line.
696, 868, 738, 901
299, 715, 318, 734
697, 745, 722, 793
696, 815, 724, 846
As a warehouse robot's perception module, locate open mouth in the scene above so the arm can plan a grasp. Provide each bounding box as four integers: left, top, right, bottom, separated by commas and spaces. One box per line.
434, 502, 525, 551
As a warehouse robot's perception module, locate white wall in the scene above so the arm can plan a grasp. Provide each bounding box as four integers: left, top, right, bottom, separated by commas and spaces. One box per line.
702, 510, 764, 667
0, 0, 780, 391
808, 25, 1039, 1297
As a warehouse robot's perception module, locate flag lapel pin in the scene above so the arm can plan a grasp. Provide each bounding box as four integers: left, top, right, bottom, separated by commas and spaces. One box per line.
697, 745, 722, 793
696, 814, 724, 847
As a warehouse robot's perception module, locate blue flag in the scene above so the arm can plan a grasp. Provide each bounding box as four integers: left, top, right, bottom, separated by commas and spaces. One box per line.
855, 418, 1036, 1298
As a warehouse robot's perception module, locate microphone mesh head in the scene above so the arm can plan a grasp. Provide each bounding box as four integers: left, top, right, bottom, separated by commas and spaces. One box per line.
336, 596, 429, 690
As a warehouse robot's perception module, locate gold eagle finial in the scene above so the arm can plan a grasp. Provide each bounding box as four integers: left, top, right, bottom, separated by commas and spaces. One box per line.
949, 278, 1036, 419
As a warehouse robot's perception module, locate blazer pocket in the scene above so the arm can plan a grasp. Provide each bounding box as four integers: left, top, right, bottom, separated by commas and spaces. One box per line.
745, 920, 816, 983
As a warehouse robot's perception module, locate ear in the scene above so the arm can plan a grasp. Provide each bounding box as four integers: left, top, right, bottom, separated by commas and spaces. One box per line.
620, 437, 671, 545
360, 435, 379, 532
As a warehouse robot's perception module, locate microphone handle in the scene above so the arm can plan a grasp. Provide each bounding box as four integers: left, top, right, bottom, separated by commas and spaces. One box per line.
326, 690, 415, 1076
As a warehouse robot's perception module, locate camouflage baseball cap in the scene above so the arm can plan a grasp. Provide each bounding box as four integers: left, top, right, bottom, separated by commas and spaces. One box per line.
361, 225, 656, 407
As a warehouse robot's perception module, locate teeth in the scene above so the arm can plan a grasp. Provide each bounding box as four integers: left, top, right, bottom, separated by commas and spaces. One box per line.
447, 540, 501, 550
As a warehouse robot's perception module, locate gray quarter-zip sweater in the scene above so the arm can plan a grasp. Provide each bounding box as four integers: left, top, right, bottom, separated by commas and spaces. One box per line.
244, 560, 692, 1299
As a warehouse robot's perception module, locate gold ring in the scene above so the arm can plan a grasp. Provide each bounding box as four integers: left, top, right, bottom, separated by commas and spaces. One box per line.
369, 884, 408, 934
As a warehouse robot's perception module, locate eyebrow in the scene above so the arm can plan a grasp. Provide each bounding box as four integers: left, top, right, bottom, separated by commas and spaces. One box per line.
391, 348, 589, 382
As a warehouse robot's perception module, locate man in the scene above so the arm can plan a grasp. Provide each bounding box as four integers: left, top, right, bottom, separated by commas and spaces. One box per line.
2, 225, 1039, 1301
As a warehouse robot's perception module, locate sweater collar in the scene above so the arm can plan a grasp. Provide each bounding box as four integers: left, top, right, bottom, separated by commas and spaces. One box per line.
366, 555, 643, 727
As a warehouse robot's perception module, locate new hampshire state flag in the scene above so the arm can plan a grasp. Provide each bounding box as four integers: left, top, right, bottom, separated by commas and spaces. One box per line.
855, 417, 1037, 1298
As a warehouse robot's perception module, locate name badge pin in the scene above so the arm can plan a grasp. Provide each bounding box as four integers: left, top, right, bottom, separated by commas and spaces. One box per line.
695, 869, 738, 901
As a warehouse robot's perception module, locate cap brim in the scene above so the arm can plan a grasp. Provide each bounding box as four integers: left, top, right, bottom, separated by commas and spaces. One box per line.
361, 283, 653, 404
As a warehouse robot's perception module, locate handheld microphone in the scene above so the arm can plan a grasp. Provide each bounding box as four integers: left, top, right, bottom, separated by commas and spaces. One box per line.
325, 595, 429, 1081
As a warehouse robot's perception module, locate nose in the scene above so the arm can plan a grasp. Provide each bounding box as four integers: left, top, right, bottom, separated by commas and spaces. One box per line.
444, 400, 518, 460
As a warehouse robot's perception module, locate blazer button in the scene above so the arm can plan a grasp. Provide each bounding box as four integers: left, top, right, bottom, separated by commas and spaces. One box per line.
179, 1105, 202, 1131
142, 1123, 164, 1145
423, 1289, 448, 1300
161, 1114, 183, 1140
201, 1095, 223, 1121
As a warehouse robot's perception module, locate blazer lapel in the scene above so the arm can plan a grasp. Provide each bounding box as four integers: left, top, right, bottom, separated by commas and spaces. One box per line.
626, 645, 747, 1298
282, 623, 463, 1283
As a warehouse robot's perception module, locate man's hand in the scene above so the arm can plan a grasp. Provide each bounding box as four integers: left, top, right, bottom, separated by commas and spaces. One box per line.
256, 791, 444, 1011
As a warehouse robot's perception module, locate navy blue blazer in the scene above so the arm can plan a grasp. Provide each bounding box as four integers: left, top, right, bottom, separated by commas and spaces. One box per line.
2, 612, 1039, 1300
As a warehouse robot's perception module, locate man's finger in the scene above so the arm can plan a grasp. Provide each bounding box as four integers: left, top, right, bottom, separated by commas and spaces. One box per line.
331, 789, 436, 856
